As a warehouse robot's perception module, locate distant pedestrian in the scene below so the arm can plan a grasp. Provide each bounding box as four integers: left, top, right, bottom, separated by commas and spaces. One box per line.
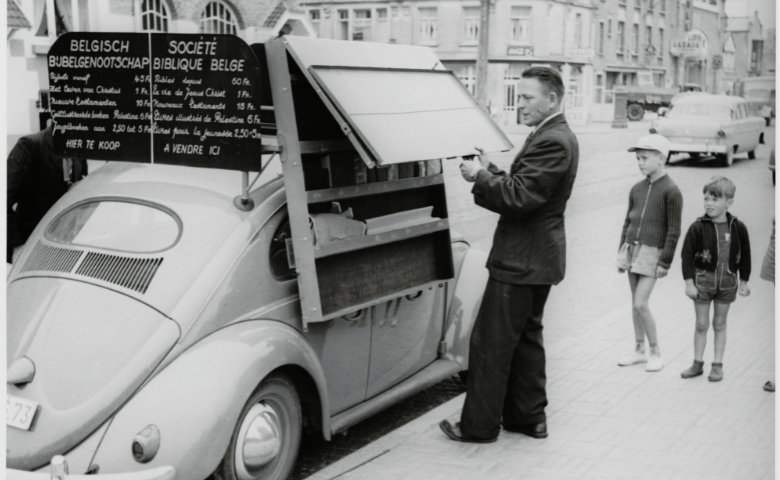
760, 217, 774, 392
616, 134, 683, 372
7, 123, 87, 263
680, 177, 751, 382
440, 66, 579, 443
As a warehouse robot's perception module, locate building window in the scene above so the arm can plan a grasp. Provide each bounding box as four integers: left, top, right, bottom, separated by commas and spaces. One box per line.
353, 9, 371, 41
598, 22, 605, 55
419, 8, 437, 44
199, 1, 237, 34
463, 7, 480, 44
139, 0, 170, 32
594, 73, 603, 104
309, 9, 321, 37
617, 21, 625, 53
632, 23, 639, 54
608, 19, 612, 38
618, 0, 626, 5
510, 6, 531, 43
338, 10, 349, 40
574, 13, 582, 48
647, 0, 653, 11
453, 64, 476, 95
376, 8, 389, 43
660, 0, 666, 13
659, 28, 664, 56
645, 26, 652, 53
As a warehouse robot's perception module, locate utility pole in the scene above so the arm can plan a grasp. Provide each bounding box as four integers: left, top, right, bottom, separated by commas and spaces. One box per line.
475, 0, 491, 110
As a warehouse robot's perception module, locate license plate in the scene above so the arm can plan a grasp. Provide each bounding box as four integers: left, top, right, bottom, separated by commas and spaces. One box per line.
7, 395, 39, 431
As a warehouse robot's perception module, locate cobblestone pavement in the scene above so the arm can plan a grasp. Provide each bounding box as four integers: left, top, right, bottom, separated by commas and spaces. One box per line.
304, 119, 777, 480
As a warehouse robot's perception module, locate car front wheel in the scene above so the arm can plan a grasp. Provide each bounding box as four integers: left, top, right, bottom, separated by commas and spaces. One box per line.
220, 374, 302, 480
627, 104, 644, 121
748, 149, 756, 159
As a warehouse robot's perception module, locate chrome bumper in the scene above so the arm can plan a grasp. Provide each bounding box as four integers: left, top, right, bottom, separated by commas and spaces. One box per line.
7, 456, 175, 480
668, 141, 727, 154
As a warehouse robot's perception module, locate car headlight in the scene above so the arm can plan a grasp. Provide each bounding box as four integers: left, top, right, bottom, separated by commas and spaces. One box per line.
717, 129, 726, 138
132, 425, 161, 463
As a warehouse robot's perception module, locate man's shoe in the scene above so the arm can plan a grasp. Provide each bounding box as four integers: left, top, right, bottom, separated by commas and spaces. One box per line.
617, 349, 647, 366
439, 420, 497, 444
502, 421, 548, 439
708, 363, 723, 382
681, 360, 704, 379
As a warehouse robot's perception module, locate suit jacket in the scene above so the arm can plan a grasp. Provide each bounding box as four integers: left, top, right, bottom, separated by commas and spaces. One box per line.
472, 114, 579, 285
7, 125, 88, 262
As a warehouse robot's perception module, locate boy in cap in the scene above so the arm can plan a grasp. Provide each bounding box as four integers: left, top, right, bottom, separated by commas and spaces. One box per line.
680, 176, 751, 382
616, 134, 683, 372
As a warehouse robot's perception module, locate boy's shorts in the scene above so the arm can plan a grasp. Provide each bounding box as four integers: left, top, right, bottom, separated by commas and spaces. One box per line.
694, 267, 738, 304
617, 243, 659, 278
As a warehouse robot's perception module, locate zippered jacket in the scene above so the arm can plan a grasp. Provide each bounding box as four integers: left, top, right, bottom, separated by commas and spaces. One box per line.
681, 212, 751, 281
619, 174, 683, 268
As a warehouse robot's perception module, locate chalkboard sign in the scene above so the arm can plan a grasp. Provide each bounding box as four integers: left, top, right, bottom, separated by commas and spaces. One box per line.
47, 32, 264, 171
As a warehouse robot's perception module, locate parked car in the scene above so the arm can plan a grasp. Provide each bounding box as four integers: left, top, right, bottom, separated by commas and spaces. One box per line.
770, 148, 775, 185
734, 75, 775, 126
650, 94, 766, 166
6, 161, 488, 480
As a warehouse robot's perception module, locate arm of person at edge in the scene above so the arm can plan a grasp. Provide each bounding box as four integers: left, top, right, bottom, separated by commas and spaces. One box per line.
7, 138, 34, 264
617, 189, 635, 273
681, 224, 699, 300
468, 138, 570, 220
738, 221, 752, 296
656, 187, 683, 279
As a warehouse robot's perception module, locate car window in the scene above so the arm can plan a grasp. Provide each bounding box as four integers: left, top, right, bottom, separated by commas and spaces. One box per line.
269, 218, 296, 281
667, 103, 732, 120
46, 200, 181, 253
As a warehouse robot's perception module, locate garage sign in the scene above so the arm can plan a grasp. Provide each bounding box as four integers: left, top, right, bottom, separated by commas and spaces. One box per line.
670, 29, 708, 58
47, 32, 264, 171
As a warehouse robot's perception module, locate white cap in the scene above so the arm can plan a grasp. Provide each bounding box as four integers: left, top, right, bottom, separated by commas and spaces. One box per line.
628, 134, 670, 159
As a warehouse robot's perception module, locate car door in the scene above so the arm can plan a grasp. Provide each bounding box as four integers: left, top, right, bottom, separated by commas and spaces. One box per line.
365, 284, 447, 398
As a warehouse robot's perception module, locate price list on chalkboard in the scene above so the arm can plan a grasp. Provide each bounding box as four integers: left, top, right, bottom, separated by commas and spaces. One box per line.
47, 32, 264, 171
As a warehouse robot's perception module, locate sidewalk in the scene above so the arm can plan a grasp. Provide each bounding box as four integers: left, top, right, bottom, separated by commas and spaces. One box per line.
307, 275, 775, 480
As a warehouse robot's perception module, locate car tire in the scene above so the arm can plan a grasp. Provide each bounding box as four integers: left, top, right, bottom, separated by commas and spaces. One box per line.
220, 374, 302, 480
718, 150, 734, 167
766, 117, 772, 127
627, 104, 644, 121
773, 170, 776, 186
748, 150, 756, 160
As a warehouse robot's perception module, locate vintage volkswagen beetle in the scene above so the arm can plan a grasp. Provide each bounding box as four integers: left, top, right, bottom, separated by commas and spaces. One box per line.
6, 159, 488, 480
650, 94, 766, 166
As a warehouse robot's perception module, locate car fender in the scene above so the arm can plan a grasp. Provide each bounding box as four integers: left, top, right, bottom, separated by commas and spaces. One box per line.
91, 320, 329, 480
442, 248, 489, 369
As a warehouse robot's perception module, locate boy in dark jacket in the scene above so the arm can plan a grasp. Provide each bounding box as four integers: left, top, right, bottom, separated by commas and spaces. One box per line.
680, 176, 751, 382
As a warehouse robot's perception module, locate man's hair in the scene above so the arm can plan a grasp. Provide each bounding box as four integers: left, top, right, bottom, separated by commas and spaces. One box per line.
703, 176, 736, 199
521, 67, 565, 101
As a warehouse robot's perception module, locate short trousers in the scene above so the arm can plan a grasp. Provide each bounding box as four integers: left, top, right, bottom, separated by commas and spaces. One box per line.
617, 243, 659, 278
694, 267, 738, 304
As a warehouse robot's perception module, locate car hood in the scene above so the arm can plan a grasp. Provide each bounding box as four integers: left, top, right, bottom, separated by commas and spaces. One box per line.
6, 277, 180, 470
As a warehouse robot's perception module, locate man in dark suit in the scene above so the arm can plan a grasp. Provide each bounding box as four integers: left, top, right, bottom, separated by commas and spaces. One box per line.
441, 67, 579, 443
7, 123, 88, 263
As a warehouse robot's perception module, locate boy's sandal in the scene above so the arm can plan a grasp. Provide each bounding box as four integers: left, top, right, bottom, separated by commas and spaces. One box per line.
763, 381, 775, 392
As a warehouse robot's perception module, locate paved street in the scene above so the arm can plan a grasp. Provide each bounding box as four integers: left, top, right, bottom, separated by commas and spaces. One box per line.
305, 119, 777, 480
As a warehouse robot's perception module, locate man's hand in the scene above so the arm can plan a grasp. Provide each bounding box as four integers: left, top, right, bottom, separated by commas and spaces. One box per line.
685, 280, 698, 300
473, 147, 491, 170
656, 265, 668, 278
618, 268, 626, 273
460, 160, 478, 182
739, 279, 750, 297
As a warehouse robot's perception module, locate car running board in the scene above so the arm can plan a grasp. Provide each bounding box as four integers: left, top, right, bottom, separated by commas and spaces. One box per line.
329, 359, 461, 436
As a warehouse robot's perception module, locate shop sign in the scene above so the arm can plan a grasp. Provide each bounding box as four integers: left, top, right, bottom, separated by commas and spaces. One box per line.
507, 46, 534, 56
712, 55, 723, 69
566, 48, 594, 59
47, 32, 263, 171
670, 29, 708, 58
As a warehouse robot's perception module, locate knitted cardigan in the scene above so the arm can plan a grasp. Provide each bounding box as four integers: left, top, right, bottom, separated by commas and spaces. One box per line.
619, 174, 684, 268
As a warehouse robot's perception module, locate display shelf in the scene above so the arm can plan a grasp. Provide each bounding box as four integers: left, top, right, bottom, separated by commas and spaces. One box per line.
307, 174, 444, 204
313, 219, 449, 258
320, 279, 448, 322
